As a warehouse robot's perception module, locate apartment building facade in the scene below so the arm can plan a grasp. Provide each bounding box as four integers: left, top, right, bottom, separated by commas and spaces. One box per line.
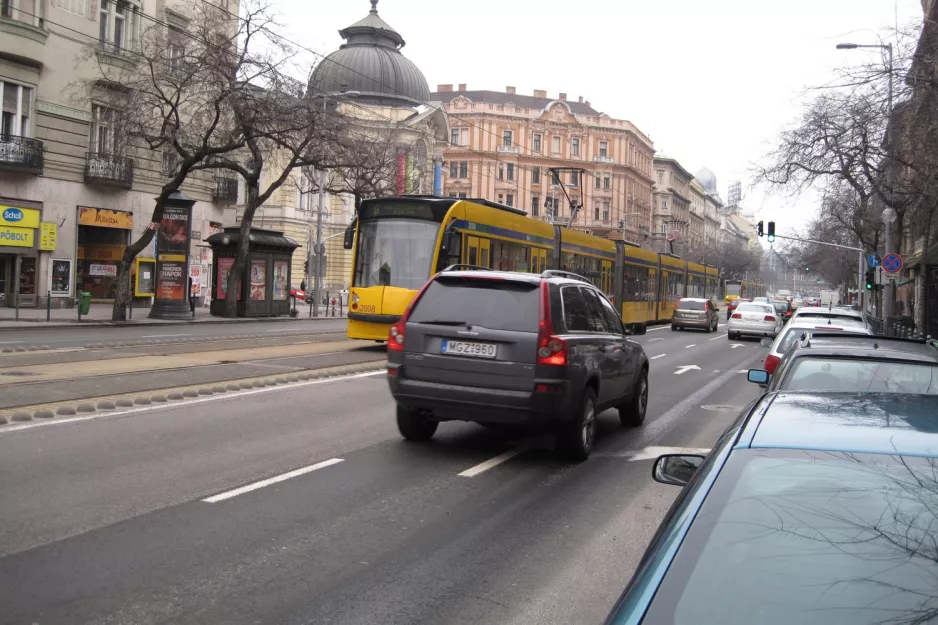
0, 0, 237, 309
432, 85, 655, 244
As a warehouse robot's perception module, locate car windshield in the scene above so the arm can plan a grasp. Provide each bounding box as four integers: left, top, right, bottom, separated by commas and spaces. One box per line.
795, 311, 862, 322
644, 449, 938, 625
736, 304, 773, 314
408, 278, 539, 332
354, 218, 440, 289
781, 357, 938, 393
678, 300, 705, 310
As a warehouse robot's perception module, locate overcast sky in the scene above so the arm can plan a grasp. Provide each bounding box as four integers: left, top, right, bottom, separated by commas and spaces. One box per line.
272, 0, 923, 236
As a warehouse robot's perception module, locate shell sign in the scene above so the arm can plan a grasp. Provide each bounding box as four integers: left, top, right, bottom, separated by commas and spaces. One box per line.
0, 206, 40, 229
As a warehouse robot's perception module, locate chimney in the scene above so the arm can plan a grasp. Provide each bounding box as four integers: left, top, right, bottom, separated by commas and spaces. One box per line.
437, 84, 453, 92
578, 96, 583, 103
506, 86, 516, 94
585, 100, 591, 108
458, 83, 466, 92
559, 93, 567, 101
533, 89, 547, 99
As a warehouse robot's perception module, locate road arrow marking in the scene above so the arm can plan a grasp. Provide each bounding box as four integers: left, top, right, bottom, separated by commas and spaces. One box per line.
674, 365, 701, 375
729, 343, 745, 349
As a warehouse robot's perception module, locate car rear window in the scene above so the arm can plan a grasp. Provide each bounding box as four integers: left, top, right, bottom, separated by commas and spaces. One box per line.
409, 278, 539, 332
736, 304, 773, 314
782, 358, 938, 393
771, 302, 789, 313
644, 449, 938, 625
678, 300, 705, 311
796, 312, 862, 322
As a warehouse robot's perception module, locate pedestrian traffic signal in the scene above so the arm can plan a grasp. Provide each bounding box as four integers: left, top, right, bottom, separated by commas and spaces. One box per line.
865, 269, 874, 290
757, 221, 764, 237
767, 221, 776, 243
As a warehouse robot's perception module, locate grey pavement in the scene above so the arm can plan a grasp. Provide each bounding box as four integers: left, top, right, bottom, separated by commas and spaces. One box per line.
0, 322, 768, 624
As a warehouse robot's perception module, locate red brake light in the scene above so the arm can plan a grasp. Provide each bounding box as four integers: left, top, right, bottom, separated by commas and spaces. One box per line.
764, 354, 781, 374
764, 315, 776, 322
386, 274, 438, 351
731, 313, 742, 319
536, 282, 567, 366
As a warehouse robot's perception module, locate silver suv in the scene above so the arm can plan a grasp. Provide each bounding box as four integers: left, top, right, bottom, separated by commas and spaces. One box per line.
386, 268, 650, 460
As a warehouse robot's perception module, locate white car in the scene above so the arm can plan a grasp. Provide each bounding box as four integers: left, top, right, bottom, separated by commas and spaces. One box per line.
790, 306, 869, 329
727, 302, 783, 340
761, 319, 874, 375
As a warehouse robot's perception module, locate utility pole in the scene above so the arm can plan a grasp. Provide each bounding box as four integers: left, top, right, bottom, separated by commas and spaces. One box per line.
313, 167, 326, 318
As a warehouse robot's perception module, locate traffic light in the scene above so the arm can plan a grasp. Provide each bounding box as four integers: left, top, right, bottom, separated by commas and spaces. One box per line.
767, 221, 776, 243
757, 221, 764, 237
865, 269, 874, 290
804, 266, 809, 272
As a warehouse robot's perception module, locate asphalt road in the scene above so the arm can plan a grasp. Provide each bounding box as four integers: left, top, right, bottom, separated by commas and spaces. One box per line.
0, 322, 769, 625
0, 317, 350, 348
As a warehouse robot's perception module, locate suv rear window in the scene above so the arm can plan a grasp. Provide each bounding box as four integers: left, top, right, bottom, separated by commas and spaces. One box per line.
409, 277, 539, 332
678, 300, 705, 311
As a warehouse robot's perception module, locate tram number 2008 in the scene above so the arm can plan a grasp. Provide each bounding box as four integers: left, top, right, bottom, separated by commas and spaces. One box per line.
358, 304, 376, 313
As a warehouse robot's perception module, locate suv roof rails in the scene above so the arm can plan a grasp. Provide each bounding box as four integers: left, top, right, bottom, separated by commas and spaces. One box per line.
441, 264, 492, 272
540, 270, 590, 283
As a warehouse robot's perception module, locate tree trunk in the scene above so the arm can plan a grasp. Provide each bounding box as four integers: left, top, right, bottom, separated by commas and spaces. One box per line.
223, 184, 259, 318
110, 223, 158, 320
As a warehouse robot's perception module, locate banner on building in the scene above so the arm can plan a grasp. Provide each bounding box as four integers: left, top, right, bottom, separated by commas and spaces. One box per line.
78, 207, 133, 229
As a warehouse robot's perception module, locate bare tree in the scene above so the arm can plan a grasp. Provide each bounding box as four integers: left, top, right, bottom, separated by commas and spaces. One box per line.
314, 123, 403, 213
697, 240, 762, 281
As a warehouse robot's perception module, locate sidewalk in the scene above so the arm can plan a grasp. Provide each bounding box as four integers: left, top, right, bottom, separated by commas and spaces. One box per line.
0, 304, 347, 330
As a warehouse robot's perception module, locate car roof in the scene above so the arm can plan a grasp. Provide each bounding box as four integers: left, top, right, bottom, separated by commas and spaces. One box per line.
795, 306, 862, 316
434, 269, 592, 287
744, 392, 938, 457
785, 317, 869, 330
678, 297, 710, 302
788, 334, 938, 362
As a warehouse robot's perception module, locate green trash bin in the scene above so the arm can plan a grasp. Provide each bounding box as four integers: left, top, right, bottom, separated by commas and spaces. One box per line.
79, 292, 92, 315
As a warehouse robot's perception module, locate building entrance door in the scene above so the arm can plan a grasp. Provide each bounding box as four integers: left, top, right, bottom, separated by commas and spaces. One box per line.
0, 255, 8, 306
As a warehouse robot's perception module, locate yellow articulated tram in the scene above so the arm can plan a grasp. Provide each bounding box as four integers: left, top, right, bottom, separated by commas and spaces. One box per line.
344, 196, 722, 341
723, 279, 767, 305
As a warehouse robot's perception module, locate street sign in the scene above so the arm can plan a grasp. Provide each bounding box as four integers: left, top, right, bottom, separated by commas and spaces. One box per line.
867, 253, 882, 268
885, 273, 899, 282
882, 253, 903, 274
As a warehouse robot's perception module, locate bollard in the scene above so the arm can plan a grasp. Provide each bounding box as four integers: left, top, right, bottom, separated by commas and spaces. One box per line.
46, 290, 51, 322
77, 295, 82, 322
129, 295, 133, 320
309, 296, 313, 318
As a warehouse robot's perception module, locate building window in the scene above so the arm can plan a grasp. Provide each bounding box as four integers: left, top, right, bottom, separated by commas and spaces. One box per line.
448, 192, 457, 198
498, 164, 504, 180
0, 81, 32, 138
507, 163, 514, 181
459, 161, 468, 178
449, 162, 458, 178
503, 130, 512, 147
594, 204, 600, 221
532, 196, 540, 216
506, 194, 514, 207
656, 170, 663, 184
603, 202, 609, 222
54, 0, 86, 16
533, 134, 541, 153
551, 170, 560, 186
552, 136, 561, 153
569, 171, 578, 186
100, 0, 137, 52
532, 167, 540, 184
662, 199, 668, 210
552, 197, 560, 215
595, 173, 601, 189
451, 128, 459, 145
599, 141, 608, 157
604, 174, 610, 189
572, 138, 580, 156
162, 148, 178, 177
0, 0, 10, 18
458, 192, 467, 199
90, 104, 118, 154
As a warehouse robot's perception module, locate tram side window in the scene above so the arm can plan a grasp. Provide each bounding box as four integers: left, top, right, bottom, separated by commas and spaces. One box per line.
622, 265, 650, 301
668, 271, 684, 299
561, 252, 603, 288
491, 240, 530, 272
688, 275, 704, 298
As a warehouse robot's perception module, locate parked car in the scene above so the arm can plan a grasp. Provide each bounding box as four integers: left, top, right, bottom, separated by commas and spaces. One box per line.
726, 302, 783, 340
671, 298, 719, 332
386, 269, 649, 460
725, 298, 749, 320
790, 305, 869, 328
749, 333, 938, 393
760, 319, 873, 375
603, 391, 938, 625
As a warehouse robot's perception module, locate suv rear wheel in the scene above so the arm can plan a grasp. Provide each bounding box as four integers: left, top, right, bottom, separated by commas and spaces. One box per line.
396, 405, 438, 441
619, 369, 648, 427
558, 387, 597, 461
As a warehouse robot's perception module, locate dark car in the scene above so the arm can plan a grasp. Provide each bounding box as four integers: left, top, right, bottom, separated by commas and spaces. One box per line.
769, 299, 792, 321
671, 298, 719, 332
748, 333, 938, 393
604, 391, 938, 625
386, 268, 649, 460
725, 298, 748, 320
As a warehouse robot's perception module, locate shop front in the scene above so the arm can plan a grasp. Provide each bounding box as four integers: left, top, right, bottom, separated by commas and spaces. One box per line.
0, 203, 42, 308
77, 206, 132, 300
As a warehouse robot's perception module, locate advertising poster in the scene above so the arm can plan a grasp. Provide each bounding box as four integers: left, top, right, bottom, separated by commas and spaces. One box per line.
216, 257, 241, 300
156, 261, 186, 300
272, 260, 288, 300
249, 259, 267, 301
158, 205, 190, 257
51, 259, 72, 296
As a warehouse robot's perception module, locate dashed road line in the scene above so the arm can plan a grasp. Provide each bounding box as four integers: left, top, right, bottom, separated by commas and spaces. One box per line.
202, 458, 344, 503
650, 354, 667, 360
709, 334, 727, 341
458, 448, 529, 477
140, 333, 191, 338
646, 338, 664, 343
646, 325, 670, 332
685, 344, 696, 348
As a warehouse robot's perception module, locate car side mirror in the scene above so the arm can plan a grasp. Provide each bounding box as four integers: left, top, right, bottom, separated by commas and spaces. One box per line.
653, 454, 705, 486
625, 322, 646, 336
759, 338, 773, 348
747, 369, 769, 385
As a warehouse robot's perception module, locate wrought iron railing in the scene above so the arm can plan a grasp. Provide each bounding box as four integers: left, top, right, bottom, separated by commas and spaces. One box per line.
213, 176, 238, 203
0, 135, 43, 173
84, 152, 134, 188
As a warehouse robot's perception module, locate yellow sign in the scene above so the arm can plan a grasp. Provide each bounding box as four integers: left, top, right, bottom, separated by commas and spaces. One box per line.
78, 207, 133, 229
77, 244, 126, 261
39, 222, 57, 251
0, 206, 40, 229
0, 225, 35, 247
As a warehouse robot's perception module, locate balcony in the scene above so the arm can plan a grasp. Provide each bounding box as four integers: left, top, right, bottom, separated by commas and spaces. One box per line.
497, 144, 520, 155
0, 12, 48, 66
593, 155, 614, 164
84, 153, 134, 189
0, 135, 43, 175
213, 177, 239, 204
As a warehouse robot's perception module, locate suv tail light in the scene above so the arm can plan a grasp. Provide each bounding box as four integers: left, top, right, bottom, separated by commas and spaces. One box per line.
536, 282, 567, 366
764, 354, 781, 374
764, 315, 776, 322
731, 313, 742, 319
387, 275, 437, 352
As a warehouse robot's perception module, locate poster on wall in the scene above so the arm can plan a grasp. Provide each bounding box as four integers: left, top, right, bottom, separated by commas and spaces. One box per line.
50, 259, 72, 296
249, 259, 267, 301
156, 261, 186, 300
158, 205, 190, 257
272, 260, 288, 300
135, 258, 156, 296
216, 257, 241, 300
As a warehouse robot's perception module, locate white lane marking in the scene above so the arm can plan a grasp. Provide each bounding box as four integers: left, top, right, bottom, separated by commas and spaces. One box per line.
203, 458, 344, 503
650, 354, 667, 360
0, 341, 23, 345
646, 325, 669, 332
708, 334, 727, 341
459, 447, 528, 477
265, 328, 305, 333
737, 369, 749, 373
685, 344, 696, 348
646, 338, 664, 343
140, 333, 191, 338
0, 371, 385, 434
729, 343, 745, 349
674, 365, 701, 375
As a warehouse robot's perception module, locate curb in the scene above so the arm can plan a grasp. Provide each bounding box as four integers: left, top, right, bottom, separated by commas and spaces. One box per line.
0, 359, 386, 428
0, 315, 348, 333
